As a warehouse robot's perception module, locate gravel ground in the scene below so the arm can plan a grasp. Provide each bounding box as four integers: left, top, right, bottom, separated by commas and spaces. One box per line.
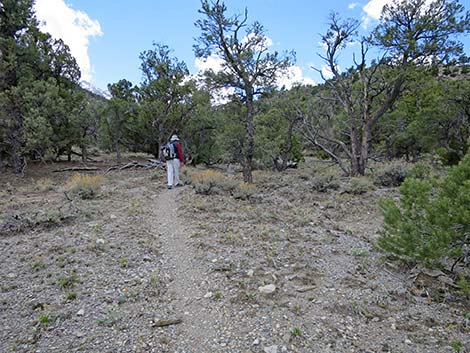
0, 163, 469, 353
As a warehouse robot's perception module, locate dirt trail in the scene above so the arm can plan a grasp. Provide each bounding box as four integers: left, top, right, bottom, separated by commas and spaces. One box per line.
153, 187, 219, 352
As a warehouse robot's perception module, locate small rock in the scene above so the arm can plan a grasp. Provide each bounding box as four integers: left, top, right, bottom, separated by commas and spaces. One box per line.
258, 284, 276, 294
96, 238, 105, 245
247, 270, 254, 277
405, 339, 412, 345
295, 285, 315, 293
264, 345, 278, 353
204, 292, 213, 298
77, 309, 85, 316
252, 339, 260, 346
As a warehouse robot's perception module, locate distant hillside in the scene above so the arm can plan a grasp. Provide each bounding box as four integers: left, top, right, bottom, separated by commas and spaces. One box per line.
79, 81, 111, 100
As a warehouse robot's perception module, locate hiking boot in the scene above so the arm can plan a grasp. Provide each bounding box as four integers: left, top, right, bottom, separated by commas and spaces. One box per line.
167, 185, 173, 189
175, 183, 183, 187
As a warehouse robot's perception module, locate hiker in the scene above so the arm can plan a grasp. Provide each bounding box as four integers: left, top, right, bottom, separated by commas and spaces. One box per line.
162, 135, 184, 189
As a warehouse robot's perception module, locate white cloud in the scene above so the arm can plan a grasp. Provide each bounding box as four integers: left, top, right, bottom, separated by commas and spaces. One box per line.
321, 64, 335, 80
318, 40, 329, 51
362, 0, 434, 27
34, 0, 103, 82
194, 54, 225, 73
348, 2, 360, 10
276, 65, 315, 89
242, 33, 273, 51
363, 0, 391, 20
194, 55, 234, 105
195, 55, 314, 87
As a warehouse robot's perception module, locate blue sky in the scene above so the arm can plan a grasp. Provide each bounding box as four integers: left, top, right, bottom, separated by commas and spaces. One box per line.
34, 0, 470, 91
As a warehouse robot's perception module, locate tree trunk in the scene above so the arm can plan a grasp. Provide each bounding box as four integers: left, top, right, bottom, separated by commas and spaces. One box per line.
115, 141, 121, 163
10, 127, 25, 175
350, 124, 361, 176
81, 144, 87, 163
277, 120, 296, 172
243, 93, 255, 183
0, 155, 5, 172
358, 120, 371, 176
11, 153, 24, 175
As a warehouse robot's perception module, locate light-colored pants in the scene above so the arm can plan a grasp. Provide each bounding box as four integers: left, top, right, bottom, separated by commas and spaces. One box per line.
166, 159, 180, 186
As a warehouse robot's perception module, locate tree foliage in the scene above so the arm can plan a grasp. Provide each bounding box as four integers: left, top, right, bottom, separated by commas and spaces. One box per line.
379, 151, 470, 267
312, 0, 470, 176
138, 43, 195, 157
0, 0, 85, 173
1, 0, 470, 180
194, 0, 294, 182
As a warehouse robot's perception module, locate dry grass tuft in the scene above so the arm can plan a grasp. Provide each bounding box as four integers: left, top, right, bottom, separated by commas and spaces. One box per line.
66, 173, 104, 199
35, 178, 55, 192
190, 169, 238, 195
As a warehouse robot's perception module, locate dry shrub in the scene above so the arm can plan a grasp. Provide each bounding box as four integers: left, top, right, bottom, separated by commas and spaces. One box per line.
191, 169, 224, 182
66, 173, 104, 199
344, 177, 373, 195
35, 178, 54, 192
311, 174, 340, 192
190, 169, 238, 196
233, 182, 256, 200
372, 160, 412, 187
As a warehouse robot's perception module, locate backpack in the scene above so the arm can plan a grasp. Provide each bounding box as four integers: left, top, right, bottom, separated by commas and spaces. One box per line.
161, 142, 177, 161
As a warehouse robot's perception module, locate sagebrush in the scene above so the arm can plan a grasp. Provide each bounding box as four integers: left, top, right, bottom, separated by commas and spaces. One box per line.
66, 173, 104, 199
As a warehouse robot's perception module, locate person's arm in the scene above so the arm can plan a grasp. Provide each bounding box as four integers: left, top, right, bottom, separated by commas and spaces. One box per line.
176, 143, 184, 164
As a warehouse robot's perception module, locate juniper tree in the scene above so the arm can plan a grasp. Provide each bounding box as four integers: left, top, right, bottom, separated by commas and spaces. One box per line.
379, 151, 470, 268
194, 0, 294, 182
312, 0, 470, 176
0, 0, 84, 172
138, 43, 195, 158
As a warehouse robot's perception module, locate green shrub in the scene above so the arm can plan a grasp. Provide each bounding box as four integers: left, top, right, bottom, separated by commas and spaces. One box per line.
457, 275, 470, 297
344, 177, 372, 195
39, 315, 50, 325
378, 153, 470, 267
436, 147, 461, 166
373, 161, 411, 187
311, 174, 340, 192
408, 162, 433, 180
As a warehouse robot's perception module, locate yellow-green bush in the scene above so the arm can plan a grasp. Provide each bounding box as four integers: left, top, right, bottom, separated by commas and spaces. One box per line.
66, 173, 104, 199
344, 177, 373, 195
191, 170, 238, 195
311, 174, 340, 192
233, 182, 256, 200
35, 177, 54, 192
372, 160, 412, 187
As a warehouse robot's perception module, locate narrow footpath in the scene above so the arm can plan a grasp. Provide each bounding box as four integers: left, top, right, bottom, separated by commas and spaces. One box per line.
152, 187, 220, 352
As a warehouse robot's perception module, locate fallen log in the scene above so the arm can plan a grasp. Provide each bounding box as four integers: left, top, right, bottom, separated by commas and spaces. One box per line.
151, 318, 182, 327
53, 166, 100, 173
105, 160, 163, 174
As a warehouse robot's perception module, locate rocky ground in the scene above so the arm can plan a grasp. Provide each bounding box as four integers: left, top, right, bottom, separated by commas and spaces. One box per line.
0, 159, 469, 353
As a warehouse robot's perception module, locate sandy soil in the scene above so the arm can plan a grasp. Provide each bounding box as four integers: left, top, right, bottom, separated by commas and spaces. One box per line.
0, 160, 469, 353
